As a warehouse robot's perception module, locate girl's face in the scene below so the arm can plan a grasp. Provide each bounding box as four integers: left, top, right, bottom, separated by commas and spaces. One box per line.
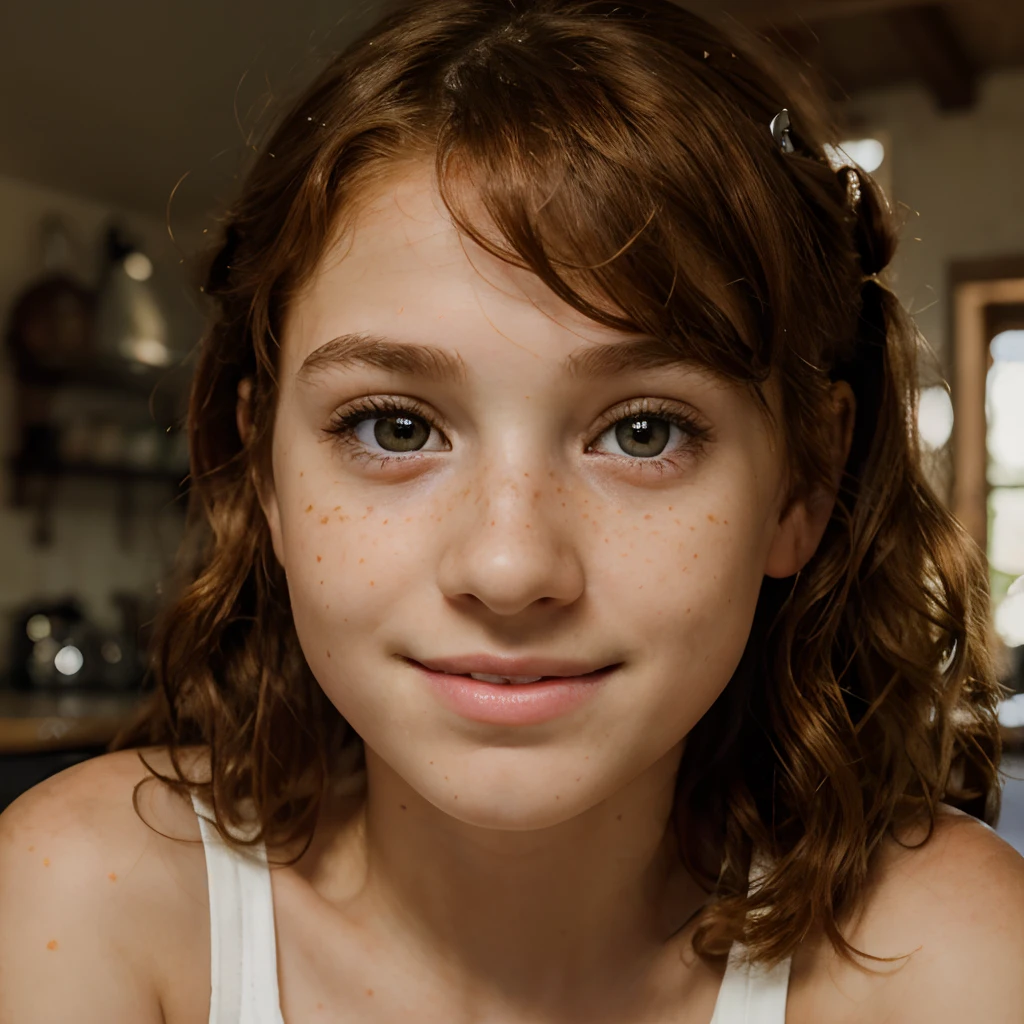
260, 167, 831, 830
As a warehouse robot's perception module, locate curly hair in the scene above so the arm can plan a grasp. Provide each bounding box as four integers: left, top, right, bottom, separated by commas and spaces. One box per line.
109, 0, 1002, 971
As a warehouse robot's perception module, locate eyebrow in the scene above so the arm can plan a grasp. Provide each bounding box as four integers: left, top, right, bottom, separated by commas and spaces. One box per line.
296, 331, 702, 384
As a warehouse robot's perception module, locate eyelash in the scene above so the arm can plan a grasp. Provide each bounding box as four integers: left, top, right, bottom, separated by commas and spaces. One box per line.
323, 395, 711, 475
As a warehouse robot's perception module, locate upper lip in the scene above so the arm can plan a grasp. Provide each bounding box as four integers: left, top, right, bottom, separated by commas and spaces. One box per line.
410, 654, 616, 678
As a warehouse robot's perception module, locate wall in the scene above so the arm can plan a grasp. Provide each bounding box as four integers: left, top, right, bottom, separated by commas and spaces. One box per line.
0, 173, 204, 670
2, 68, 1022, 671
848, 67, 1024, 365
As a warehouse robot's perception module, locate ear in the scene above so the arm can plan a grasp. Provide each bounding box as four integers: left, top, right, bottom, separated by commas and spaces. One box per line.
237, 377, 286, 566
764, 381, 856, 580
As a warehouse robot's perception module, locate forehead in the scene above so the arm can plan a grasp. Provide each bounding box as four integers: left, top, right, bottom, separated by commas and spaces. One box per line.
281, 167, 645, 370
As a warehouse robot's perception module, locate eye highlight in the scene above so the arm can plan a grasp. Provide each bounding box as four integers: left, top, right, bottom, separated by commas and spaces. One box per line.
323, 394, 711, 473
585, 398, 710, 468
324, 395, 448, 467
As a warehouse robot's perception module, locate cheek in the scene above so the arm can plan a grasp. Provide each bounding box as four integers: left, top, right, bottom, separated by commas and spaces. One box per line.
590, 492, 771, 711
278, 492, 432, 676
592, 488, 769, 608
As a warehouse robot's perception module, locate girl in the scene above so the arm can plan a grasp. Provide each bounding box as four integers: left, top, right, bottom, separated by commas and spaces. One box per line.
2, 1, 1022, 1021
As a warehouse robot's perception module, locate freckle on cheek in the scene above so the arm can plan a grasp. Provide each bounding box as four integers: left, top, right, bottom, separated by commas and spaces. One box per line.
46, 939, 58, 951
316, 555, 322, 563
108, 872, 117, 882
359, 558, 364, 564
320, 516, 329, 524
305, 505, 313, 513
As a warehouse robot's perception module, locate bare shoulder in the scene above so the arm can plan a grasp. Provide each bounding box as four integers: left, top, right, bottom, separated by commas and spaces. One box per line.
0, 745, 212, 1023
789, 804, 1024, 1023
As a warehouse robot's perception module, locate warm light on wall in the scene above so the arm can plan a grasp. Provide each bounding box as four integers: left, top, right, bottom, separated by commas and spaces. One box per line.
824, 138, 886, 174
918, 385, 955, 449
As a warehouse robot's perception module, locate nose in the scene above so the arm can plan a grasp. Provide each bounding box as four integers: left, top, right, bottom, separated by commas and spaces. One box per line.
434, 463, 586, 617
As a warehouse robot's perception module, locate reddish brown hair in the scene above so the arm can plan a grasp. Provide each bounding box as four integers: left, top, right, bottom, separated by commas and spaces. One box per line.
110, 0, 1002, 970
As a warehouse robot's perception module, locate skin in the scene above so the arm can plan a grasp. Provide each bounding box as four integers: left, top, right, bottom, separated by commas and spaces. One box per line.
2, 170, 1022, 1024
241, 165, 855, 1022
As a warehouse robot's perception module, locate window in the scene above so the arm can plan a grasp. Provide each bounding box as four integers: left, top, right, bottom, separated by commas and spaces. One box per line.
988, 330, 1024, 649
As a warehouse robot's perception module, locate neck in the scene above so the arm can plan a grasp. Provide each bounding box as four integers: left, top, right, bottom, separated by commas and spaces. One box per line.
292, 741, 708, 1021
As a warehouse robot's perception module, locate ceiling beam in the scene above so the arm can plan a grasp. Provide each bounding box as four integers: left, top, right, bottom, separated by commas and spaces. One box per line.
886, 5, 977, 109
720, 0, 939, 25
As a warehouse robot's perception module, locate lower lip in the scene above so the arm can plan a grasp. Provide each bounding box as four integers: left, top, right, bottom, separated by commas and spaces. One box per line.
412, 662, 616, 725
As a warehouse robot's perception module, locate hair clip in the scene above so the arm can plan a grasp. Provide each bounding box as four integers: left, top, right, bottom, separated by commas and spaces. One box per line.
770, 109, 795, 154
846, 167, 863, 211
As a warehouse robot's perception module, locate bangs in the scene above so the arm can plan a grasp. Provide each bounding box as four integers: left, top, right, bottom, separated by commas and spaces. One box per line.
423, 12, 818, 393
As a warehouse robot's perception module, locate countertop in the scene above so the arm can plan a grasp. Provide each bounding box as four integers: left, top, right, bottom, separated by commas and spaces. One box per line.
0, 690, 148, 755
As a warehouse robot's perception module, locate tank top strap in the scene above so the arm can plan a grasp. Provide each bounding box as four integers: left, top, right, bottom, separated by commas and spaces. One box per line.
708, 948, 791, 1023
708, 849, 792, 1023
189, 790, 285, 1024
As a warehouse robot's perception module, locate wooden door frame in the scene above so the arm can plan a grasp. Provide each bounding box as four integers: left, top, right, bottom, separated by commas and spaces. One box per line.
950, 257, 1024, 550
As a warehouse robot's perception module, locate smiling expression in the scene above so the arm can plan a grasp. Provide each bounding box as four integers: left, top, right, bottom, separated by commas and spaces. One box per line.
256, 166, 813, 829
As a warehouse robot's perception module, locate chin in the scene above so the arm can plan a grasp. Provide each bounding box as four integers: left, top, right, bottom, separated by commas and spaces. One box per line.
419, 778, 598, 831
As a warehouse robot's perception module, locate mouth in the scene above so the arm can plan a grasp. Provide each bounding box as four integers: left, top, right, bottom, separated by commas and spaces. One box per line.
409, 659, 619, 724
455, 668, 614, 685
404, 658, 619, 686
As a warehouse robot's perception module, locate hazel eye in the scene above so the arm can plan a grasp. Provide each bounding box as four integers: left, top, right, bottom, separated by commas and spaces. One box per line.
587, 402, 708, 464
607, 415, 673, 459
354, 412, 432, 453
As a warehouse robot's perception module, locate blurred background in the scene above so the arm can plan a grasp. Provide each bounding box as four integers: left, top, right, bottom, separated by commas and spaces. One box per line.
0, 0, 1021, 842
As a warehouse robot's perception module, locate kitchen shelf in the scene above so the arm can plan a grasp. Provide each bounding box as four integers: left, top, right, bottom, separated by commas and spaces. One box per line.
10, 453, 189, 487
15, 358, 174, 397
0, 689, 150, 755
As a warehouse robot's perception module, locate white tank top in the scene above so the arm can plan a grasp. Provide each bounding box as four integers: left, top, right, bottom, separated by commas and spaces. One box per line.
190, 791, 791, 1023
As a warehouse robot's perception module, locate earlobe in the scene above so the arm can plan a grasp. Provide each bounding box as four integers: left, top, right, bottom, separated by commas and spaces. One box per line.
764, 381, 856, 580
262, 486, 286, 568
764, 499, 819, 579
